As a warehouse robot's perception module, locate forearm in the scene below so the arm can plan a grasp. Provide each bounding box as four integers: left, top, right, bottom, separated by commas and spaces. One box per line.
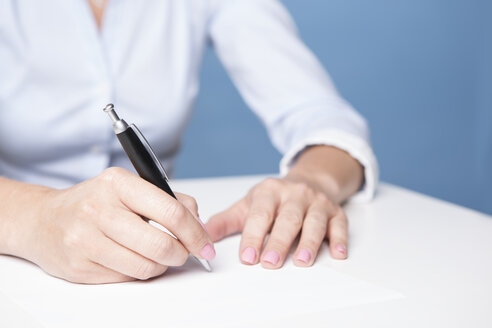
0, 177, 51, 257
285, 145, 364, 204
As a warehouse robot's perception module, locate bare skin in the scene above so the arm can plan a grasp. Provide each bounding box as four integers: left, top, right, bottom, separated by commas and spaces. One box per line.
206, 146, 363, 268
88, 0, 107, 28
0, 168, 214, 283
0, 2, 364, 283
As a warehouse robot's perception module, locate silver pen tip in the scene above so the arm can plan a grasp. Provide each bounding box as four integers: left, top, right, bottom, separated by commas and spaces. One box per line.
199, 258, 212, 272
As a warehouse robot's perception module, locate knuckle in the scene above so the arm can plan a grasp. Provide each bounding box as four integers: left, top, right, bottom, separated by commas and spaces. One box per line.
242, 228, 265, 244
163, 202, 187, 225
306, 204, 327, 223
314, 192, 331, 205
262, 177, 280, 188
310, 212, 328, 226
281, 210, 303, 227
248, 210, 271, 223
99, 167, 126, 186
159, 203, 203, 252
149, 236, 172, 262
315, 193, 336, 213
79, 197, 99, 218
292, 182, 312, 197
62, 223, 86, 250
243, 215, 272, 241
255, 178, 281, 193
134, 261, 159, 280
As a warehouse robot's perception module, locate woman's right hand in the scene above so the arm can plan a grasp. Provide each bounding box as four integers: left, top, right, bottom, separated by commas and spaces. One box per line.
5, 167, 215, 284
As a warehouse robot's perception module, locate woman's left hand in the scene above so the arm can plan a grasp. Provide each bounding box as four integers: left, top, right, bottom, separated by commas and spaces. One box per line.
205, 176, 348, 269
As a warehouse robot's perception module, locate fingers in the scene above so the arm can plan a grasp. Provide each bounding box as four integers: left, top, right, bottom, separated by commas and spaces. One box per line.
175, 192, 199, 219
259, 191, 310, 269
89, 231, 169, 280
326, 208, 348, 259
175, 192, 206, 232
293, 196, 333, 267
104, 168, 215, 261
98, 209, 189, 267
227, 176, 350, 270
239, 188, 280, 265
206, 198, 248, 242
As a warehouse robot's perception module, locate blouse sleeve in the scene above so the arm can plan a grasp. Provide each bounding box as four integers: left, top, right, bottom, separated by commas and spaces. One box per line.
207, 0, 378, 201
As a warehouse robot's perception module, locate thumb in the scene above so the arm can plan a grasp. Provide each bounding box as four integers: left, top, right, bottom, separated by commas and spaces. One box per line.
205, 197, 248, 242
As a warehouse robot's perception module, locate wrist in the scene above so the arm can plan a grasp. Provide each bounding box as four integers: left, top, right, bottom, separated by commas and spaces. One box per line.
283, 145, 364, 204
0, 178, 54, 258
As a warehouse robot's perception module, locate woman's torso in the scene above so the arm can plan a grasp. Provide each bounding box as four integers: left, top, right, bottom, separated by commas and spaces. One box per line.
0, 0, 211, 187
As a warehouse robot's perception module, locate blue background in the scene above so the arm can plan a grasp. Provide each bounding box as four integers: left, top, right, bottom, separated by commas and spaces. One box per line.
175, 0, 492, 215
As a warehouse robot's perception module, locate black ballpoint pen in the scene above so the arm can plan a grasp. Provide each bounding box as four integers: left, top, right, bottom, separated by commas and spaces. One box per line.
103, 103, 212, 272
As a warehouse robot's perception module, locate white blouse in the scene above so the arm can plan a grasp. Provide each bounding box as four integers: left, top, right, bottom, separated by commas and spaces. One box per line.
0, 0, 378, 200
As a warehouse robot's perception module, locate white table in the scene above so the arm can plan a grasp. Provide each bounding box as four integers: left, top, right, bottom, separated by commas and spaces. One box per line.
1, 175, 491, 327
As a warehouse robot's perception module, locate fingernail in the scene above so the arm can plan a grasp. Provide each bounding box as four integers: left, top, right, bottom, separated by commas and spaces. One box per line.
336, 244, 347, 255
241, 247, 256, 264
296, 249, 312, 263
263, 250, 280, 265
200, 243, 216, 260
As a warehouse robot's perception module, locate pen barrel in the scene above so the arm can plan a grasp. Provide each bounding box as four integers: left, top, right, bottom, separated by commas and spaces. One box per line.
116, 128, 176, 199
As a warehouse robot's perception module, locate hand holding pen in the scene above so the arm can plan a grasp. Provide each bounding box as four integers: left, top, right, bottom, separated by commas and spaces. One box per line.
15, 166, 215, 284
9, 109, 215, 284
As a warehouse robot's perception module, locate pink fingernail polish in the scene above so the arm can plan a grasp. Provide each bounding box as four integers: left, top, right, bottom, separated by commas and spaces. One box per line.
200, 243, 216, 260
263, 250, 280, 265
296, 249, 312, 263
336, 244, 347, 255
241, 247, 256, 264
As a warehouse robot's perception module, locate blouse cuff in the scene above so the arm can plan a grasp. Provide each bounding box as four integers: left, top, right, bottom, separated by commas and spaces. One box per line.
279, 129, 379, 202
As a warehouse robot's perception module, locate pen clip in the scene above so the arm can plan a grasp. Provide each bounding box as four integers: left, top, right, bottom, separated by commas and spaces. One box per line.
130, 124, 170, 181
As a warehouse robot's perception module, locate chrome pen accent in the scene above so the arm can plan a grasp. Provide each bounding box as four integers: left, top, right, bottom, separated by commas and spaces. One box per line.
103, 103, 129, 134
